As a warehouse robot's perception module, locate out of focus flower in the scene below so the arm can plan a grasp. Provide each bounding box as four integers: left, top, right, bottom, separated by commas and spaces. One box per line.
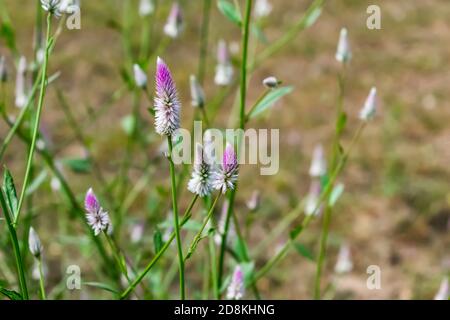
190, 75, 205, 108
246, 190, 260, 211
130, 222, 145, 244
188, 144, 214, 197
40, 0, 62, 17
28, 227, 43, 258
359, 87, 377, 121
164, 2, 183, 38
32, 259, 48, 281
309, 144, 327, 178
84, 188, 111, 236
254, 0, 272, 18
305, 180, 322, 216
133, 64, 147, 88
434, 277, 449, 300
0, 56, 7, 82
15, 56, 27, 108
262, 76, 279, 89
214, 199, 236, 246
203, 129, 217, 164
335, 28, 351, 64
334, 243, 353, 274
227, 265, 245, 300
139, 0, 155, 17
59, 0, 80, 13
214, 40, 233, 86
154, 57, 181, 136
212, 143, 239, 193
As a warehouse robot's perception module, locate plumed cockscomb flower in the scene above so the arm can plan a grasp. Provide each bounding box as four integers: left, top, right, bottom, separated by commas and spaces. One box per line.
0, 56, 7, 82
85, 188, 111, 236
190, 75, 205, 108
359, 87, 377, 121
335, 28, 351, 64
28, 227, 43, 258
188, 144, 214, 197
139, 0, 155, 17
304, 180, 322, 216
227, 265, 245, 300
212, 143, 239, 193
334, 243, 353, 274
154, 57, 181, 136
309, 144, 327, 178
15, 56, 27, 108
434, 277, 449, 300
254, 0, 272, 18
214, 40, 233, 86
164, 2, 183, 38
40, 0, 62, 17
133, 64, 147, 88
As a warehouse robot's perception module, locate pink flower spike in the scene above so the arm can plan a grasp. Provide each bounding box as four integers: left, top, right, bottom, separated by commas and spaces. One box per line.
85, 187, 100, 214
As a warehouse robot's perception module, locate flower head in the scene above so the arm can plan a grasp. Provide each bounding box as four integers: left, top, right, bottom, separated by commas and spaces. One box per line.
154, 57, 181, 136
214, 40, 233, 86
15, 56, 27, 108
188, 144, 214, 197
227, 265, 245, 300
309, 144, 326, 178
133, 64, 147, 88
139, 0, 155, 17
164, 2, 183, 38
334, 243, 353, 274
212, 143, 239, 193
190, 75, 205, 108
28, 227, 43, 258
335, 28, 351, 64
305, 180, 322, 216
0, 56, 7, 82
359, 87, 377, 121
40, 0, 62, 17
262, 76, 280, 89
254, 0, 272, 18
434, 277, 449, 300
84, 188, 111, 236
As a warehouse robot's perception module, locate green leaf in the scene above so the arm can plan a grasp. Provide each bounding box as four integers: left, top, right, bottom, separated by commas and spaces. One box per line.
121, 114, 136, 136
153, 229, 163, 253
249, 86, 294, 119
217, 0, 242, 27
2, 168, 18, 219
240, 261, 255, 286
329, 183, 345, 207
293, 243, 315, 262
63, 158, 92, 174
234, 237, 249, 261
336, 112, 347, 135
251, 24, 268, 44
303, 6, 322, 28
0, 287, 22, 300
83, 282, 119, 294
290, 225, 303, 240
25, 170, 48, 196
0, 22, 17, 52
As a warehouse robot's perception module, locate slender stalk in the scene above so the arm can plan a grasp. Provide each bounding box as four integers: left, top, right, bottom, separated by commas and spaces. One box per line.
218, 0, 253, 292
0, 191, 29, 299
120, 195, 199, 299
38, 258, 46, 300
198, 0, 212, 85
14, 14, 52, 225
167, 136, 185, 299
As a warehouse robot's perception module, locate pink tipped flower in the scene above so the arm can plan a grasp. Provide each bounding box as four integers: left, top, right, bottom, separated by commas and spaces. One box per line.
154, 57, 181, 136
227, 265, 245, 300
212, 143, 239, 193
309, 144, 327, 178
214, 40, 233, 86
84, 188, 110, 236
189, 75, 205, 108
163, 2, 183, 38
334, 243, 353, 274
335, 27, 351, 64
188, 144, 214, 197
359, 87, 377, 121
133, 64, 147, 88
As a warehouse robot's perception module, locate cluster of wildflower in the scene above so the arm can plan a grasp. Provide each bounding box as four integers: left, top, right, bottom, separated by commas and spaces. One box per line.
84, 188, 111, 236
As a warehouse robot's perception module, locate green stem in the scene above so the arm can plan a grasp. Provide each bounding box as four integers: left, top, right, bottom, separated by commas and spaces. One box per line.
0, 191, 29, 299
38, 258, 46, 300
120, 195, 199, 299
167, 136, 185, 300
198, 0, 212, 85
14, 14, 52, 225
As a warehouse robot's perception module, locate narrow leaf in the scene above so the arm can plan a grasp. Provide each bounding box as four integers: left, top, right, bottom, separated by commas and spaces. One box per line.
290, 225, 303, 240
249, 86, 294, 119
329, 183, 345, 207
83, 282, 119, 294
0, 287, 22, 300
153, 229, 163, 253
62, 158, 92, 174
2, 168, 18, 219
293, 243, 315, 262
217, 0, 242, 26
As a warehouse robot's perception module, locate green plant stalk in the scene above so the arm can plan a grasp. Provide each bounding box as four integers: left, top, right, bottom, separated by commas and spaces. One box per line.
218, 0, 253, 293
104, 231, 130, 283
38, 257, 46, 300
0, 191, 29, 299
120, 195, 199, 299
198, 0, 212, 85
185, 193, 221, 260
14, 14, 52, 225
209, 236, 219, 299
251, 123, 366, 284
167, 136, 185, 300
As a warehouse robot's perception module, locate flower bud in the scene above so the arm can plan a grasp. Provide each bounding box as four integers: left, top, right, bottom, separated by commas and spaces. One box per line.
262, 76, 280, 89
335, 28, 351, 64
190, 75, 205, 108
133, 64, 147, 88
29, 227, 43, 258
359, 87, 377, 121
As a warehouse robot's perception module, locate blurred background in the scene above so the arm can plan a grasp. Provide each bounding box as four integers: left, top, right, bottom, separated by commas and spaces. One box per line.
0, 0, 449, 299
